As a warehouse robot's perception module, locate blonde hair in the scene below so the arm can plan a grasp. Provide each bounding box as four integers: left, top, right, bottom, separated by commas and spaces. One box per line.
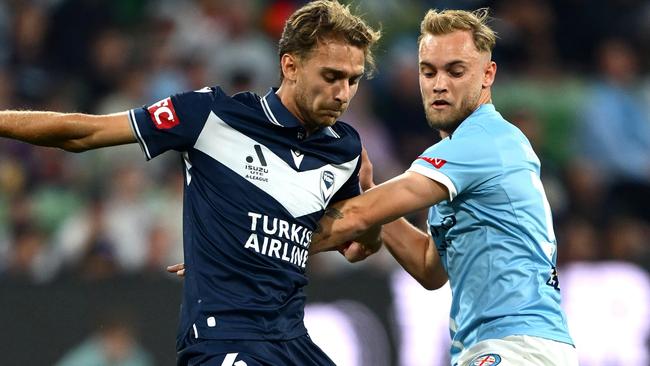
278, 0, 381, 79
419, 8, 496, 53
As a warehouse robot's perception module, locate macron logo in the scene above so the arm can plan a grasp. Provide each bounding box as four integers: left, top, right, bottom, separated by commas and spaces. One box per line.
147, 97, 180, 129
291, 149, 304, 169
417, 156, 447, 169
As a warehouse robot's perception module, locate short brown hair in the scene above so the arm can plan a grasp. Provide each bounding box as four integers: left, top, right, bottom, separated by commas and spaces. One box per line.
419, 8, 496, 53
278, 0, 381, 79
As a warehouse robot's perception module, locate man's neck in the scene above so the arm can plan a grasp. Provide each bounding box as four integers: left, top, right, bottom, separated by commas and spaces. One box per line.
275, 85, 318, 135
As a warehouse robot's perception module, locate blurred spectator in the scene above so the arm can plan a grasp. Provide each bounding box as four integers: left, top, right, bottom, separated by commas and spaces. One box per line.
556, 216, 602, 265
5, 221, 49, 282
55, 313, 153, 366
371, 36, 439, 166
493, 0, 560, 77
604, 216, 650, 272
10, 2, 53, 108
509, 109, 568, 217
52, 196, 119, 280
574, 38, 650, 222
208, 1, 277, 94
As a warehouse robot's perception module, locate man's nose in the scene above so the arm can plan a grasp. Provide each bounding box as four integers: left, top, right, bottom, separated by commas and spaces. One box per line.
432, 74, 448, 93
334, 81, 351, 104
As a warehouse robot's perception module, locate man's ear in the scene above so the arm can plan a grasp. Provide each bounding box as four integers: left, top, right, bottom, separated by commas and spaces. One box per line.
482, 60, 497, 89
280, 53, 300, 82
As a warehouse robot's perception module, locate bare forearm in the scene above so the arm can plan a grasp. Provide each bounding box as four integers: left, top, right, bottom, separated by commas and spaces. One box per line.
310, 205, 369, 254
311, 172, 449, 255
382, 218, 447, 290
0, 110, 133, 151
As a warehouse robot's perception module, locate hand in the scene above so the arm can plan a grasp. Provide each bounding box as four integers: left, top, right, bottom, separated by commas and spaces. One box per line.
359, 146, 375, 191
338, 241, 378, 263
166, 263, 185, 277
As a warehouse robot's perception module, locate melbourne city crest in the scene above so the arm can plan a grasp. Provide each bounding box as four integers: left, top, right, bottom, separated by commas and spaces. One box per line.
320, 170, 335, 203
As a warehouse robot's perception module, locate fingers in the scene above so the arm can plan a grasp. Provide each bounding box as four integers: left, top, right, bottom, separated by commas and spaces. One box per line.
341, 242, 373, 263
166, 263, 185, 274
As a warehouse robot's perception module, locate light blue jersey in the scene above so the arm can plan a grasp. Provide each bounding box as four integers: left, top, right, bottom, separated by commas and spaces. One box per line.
408, 104, 573, 364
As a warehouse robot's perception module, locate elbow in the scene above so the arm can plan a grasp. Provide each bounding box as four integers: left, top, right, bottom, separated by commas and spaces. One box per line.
418, 279, 445, 291
417, 277, 437, 291
417, 273, 447, 291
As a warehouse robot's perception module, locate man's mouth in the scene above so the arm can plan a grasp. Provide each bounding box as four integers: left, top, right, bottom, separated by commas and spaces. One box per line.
323, 109, 342, 116
431, 99, 451, 109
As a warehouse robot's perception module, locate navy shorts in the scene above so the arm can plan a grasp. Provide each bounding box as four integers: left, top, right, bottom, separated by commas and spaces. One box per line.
177, 333, 336, 366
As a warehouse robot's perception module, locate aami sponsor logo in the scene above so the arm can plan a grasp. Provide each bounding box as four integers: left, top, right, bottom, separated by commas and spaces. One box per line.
147, 97, 180, 129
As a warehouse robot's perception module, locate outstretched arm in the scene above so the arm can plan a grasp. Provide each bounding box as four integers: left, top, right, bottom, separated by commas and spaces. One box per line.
312, 171, 447, 250
309, 147, 382, 259
311, 171, 449, 286
0, 111, 136, 151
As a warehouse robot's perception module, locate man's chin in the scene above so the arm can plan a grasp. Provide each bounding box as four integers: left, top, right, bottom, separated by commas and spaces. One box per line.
304, 118, 336, 132
317, 116, 338, 127
426, 116, 460, 133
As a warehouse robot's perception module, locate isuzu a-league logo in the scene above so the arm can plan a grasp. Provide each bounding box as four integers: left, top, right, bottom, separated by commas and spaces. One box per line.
320, 170, 335, 202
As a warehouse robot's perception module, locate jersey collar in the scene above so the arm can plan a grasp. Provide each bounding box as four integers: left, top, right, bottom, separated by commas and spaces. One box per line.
449, 103, 495, 139
260, 88, 340, 138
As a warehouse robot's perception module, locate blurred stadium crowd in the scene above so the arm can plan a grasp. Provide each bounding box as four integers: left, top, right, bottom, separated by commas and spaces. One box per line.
1, 0, 650, 363
2, 0, 649, 284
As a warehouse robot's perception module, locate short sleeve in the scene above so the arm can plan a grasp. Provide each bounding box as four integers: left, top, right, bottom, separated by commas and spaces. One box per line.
129, 86, 226, 160
408, 125, 502, 201
329, 158, 362, 203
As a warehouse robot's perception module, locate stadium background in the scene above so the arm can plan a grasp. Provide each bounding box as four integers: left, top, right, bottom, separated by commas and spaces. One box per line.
0, 0, 649, 365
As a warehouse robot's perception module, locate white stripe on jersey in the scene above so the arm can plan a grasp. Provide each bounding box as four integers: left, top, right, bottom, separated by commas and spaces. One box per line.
260, 95, 282, 126
194, 112, 358, 217
182, 152, 193, 185
408, 164, 458, 201
325, 127, 340, 138
129, 109, 152, 160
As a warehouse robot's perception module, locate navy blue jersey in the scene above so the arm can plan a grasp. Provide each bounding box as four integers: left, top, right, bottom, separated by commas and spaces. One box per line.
129, 87, 361, 341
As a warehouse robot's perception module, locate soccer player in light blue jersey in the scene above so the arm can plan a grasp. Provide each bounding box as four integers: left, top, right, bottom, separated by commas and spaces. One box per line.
312, 8, 579, 366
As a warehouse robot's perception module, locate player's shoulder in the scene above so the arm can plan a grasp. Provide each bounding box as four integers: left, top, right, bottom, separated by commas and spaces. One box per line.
176, 86, 262, 110
297, 120, 362, 165
331, 120, 362, 155
231, 89, 263, 108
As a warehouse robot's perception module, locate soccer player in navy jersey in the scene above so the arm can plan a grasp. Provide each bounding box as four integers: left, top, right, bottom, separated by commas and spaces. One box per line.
311, 9, 579, 366
0, 1, 380, 365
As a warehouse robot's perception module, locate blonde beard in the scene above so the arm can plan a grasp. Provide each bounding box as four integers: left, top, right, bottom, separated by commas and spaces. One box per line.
424, 93, 480, 134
